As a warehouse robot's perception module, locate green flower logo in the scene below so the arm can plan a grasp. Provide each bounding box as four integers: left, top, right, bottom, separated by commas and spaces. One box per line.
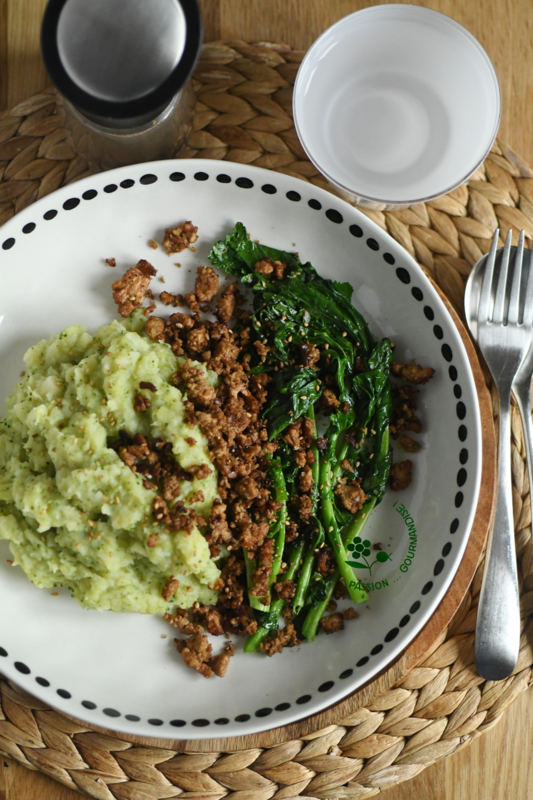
345, 537, 392, 577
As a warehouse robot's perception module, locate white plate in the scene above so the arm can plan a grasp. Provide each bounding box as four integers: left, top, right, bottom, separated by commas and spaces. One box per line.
0, 159, 481, 739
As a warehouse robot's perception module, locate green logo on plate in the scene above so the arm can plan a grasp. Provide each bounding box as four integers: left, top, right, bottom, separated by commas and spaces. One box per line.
345, 536, 392, 577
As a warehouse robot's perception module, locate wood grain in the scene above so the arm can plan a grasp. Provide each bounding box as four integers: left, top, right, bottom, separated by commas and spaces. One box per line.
0, 0, 530, 797
0, 0, 7, 113
4, 0, 48, 109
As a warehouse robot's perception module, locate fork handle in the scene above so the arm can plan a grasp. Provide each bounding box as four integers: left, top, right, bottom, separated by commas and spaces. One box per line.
475, 386, 520, 680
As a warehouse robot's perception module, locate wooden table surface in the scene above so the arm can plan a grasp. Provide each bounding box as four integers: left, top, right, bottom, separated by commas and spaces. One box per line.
1, 0, 532, 798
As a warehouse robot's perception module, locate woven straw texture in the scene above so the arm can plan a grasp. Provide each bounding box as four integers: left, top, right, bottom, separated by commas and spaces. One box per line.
0, 40, 533, 800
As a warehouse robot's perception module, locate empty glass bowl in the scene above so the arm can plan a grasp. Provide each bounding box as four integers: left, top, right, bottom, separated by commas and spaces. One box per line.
293, 5, 501, 210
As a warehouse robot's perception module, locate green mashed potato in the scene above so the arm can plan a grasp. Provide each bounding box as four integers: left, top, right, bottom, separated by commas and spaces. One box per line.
0, 314, 220, 613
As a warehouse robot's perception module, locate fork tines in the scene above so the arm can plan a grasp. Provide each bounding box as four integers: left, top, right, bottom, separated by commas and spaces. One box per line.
479, 229, 533, 328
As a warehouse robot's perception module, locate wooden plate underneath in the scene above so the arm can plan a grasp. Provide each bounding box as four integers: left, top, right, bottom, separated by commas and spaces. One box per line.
65, 285, 495, 752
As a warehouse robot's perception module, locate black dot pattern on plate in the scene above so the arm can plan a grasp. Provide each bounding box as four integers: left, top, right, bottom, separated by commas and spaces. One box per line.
57, 689, 71, 699
399, 615, 410, 627
82, 189, 97, 200
126, 715, 140, 722
22, 222, 35, 234
455, 492, 464, 508
170, 719, 186, 727
410, 601, 421, 614
170, 172, 185, 182
450, 518, 460, 533
236, 177, 253, 189
458, 426, 467, 442
454, 385, 462, 398
424, 305, 434, 320
148, 719, 163, 726
82, 700, 96, 710
456, 402, 466, 420
367, 237, 379, 251
235, 713, 250, 722
63, 198, 80, 211
326, 209, 343, 224
339, 669, 353, 679
433, 325, 444, 339
442, 542, 452, 557
296, 695, 312, 705
0, 647, 6, 657
442, 344, 453, 362
434, 560, 445, 576
460, 449, 469, 464
255, 707, 273, 717
412, 287, 423, 301
421, 582, 433, 595
120, 179, 134, 189
217, 174, 231, 183
357, 656, 369, 667
276, 702, 290, 711
261, 183, 277, 194
449, 365, 458, 380
140, 173, 157, 184
35, 677, 50, 687
385, 628, 399, 642
350, 224, 363, 237
396, 267, 411, 284
308, 198, 321, 210
2, 238, 14, 249
215, 718, 229, 725
286, 190, 301, 201
104, 184, 117, 193
15, 662, 30, 674
44, 209, 58, 219
103, 708, 120, 717
383, 252, 395, 265
318, 681, 334, 692
457, 468, 467, 487
370, 644, 383, 656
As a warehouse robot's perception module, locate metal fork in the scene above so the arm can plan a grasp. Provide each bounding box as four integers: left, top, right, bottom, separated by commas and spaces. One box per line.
471, 229, 533, 680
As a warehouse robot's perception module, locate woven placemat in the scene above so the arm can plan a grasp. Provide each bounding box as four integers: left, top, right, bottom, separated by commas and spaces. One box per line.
0, 40, 532, 800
